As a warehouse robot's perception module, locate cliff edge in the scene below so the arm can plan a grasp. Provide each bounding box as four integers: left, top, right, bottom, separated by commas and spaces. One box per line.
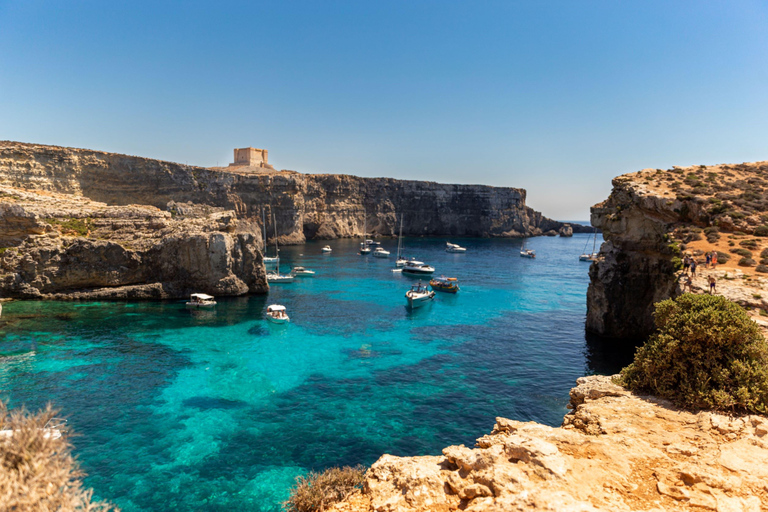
587, 162, 768, 339
331, 376, 768, 511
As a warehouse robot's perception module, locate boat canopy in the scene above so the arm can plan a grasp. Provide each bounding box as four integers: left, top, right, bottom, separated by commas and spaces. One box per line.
267, 304, 286, 311
191, 293, 214, 300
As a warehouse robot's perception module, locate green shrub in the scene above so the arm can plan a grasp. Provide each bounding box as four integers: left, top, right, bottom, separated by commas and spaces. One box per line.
761, 248, 768, 260
730, 248, 752, 258
757, 265, 768, 274
284, 466, 366, 512
716, 251, 731, 263
739, 257, 756, 267
753, 225, 768, 237
46, 218, 91, 237
618, 294, 768, 414
739, 239, 758, 249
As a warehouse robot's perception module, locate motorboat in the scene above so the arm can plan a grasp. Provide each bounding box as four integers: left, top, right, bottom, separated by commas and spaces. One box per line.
292, 266, 316, 277
266, 304, 290, 323
186, 293, 217, 308
373, 247, 390, 258
405, 281, 435, 308
520, 239, 536, 258
267, 272, 295, 283
579, 228, 599, 262
366, 240, 381, 247
321, 245, 332, 253
402, 259, 435, 275
445, 242, 467, 253
359, 243, 371, 255
430, 276, 460, 293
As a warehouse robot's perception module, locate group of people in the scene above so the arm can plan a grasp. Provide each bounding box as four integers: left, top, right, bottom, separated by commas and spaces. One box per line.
682, 252, 717, 294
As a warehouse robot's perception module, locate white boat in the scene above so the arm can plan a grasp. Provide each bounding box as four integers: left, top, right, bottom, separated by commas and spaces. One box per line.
579, 228, 599, 262
360, 216, 371, 254
359, 243, 371, 254
186, 293, 217, 308
405, 281, 435, 308
266, 304, 290, 323
402, 259, 435, 275
292, 266, 316, 277
395, 214, 407, 267
267, 272, 295, 283
446, 242, 467, 253
321, 245, 332, 253
373, 247, 390, 258
520, 239, 536, 258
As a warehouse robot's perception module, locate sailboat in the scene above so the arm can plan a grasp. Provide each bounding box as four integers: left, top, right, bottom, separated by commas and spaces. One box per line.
266, 212, 294, 283
520, 238, 536, 258
359, 214, 371, 254
262, 208, 279, 272
395, 214, 407, 267
579, 228, 599, 262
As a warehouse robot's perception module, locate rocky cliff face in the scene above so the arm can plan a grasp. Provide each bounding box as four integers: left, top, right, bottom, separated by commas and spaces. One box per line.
332, 376, 768, 512
0, 185, 267, 299
587, 161, 768, 339
0, 141, 583, 245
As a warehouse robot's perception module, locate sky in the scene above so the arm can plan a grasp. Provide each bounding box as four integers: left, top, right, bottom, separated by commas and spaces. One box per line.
1, 1, 767, 220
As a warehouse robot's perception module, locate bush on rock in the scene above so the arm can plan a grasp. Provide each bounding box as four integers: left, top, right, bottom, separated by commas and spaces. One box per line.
284, 465, 366, 512
619, 294, 768, 414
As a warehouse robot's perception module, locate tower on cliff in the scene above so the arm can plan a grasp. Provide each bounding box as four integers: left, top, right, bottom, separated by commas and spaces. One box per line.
229, 147, 274, 170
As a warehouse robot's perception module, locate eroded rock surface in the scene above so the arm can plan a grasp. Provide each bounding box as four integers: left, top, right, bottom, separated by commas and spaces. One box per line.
0, 185, 267, 299
332, 376, 768, 512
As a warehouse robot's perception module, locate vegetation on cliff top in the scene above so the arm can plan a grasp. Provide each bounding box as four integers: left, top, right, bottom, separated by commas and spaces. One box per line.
284, 465, 366, 512
0, 402, 116, 511
619, 294, 768, 414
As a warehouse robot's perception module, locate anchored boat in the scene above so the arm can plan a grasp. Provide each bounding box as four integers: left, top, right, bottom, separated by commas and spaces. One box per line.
405, 281, 435, 308
266, 304, 290, 323
430, 276, 460, 293
186, 293, 217, 308
292, 266, 316, 277
373, 247, 390, 258
402, 259, 435, 275
445, 242, 467, 253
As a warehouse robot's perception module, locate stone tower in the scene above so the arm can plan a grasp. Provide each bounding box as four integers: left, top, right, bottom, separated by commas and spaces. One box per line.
230, 147, 269, 168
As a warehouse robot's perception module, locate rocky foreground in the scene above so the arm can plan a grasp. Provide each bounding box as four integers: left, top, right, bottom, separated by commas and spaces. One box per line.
332, 376, 767, 512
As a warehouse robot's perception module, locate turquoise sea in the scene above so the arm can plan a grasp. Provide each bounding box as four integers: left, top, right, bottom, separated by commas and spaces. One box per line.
0, 234, 631, 511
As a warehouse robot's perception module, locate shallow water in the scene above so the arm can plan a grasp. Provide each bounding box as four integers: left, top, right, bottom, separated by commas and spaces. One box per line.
0, 234, 632, 511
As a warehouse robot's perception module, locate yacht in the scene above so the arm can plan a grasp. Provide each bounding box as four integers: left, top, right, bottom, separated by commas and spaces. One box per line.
359, 243, 371, 255
321, 245, 332, 253
266, 304, 290, 323
395, 214, 407, 267
520, 239, 536, 258
405, 282, 435, 308
267, 272, 295, 283
373, 247, 390, 258
402, 259, 435, 275
429, 276, 460, 293
445, 242, 467, 253
579, 228, 599, 262
186, 293, 217, 308
292, 266, 316, 277
360, 216, 371, 254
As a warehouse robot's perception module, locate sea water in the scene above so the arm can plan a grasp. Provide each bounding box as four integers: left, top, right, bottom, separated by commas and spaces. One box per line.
0, 234, 631, 511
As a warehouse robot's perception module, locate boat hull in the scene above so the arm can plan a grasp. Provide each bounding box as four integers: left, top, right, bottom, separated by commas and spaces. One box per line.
186, 302, 216, 308
406, 291, 435, 308
266, 316, 290, 324
402, 268, 435, 275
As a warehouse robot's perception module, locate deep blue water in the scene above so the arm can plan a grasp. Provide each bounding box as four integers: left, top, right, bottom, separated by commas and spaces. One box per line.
0, 234, 632, 511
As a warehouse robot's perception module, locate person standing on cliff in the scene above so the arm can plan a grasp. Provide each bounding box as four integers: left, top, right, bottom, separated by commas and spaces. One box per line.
684, 274, 693, 293
706, 252, 711, 267
708, 274, 716, 294
712, 251, 718, 268
683, 255, 691, 274
691, 258, 697, 276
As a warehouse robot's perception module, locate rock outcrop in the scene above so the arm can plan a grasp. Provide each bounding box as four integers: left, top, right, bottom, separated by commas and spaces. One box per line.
0, 141, 586, 245
332, 376, 768, 512
0, 185, 267, 299
587, 162, 768, 339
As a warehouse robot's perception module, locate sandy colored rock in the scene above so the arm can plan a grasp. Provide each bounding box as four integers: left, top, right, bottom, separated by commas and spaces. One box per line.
332, 376, 768, 511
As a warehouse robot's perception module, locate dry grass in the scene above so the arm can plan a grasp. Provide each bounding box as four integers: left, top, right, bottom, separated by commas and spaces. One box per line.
283, 465, 366, 512
0, 402, 117, 511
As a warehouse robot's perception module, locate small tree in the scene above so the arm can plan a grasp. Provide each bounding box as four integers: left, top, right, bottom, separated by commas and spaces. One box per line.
284, 466, 366, 512
619, 294, 768, 414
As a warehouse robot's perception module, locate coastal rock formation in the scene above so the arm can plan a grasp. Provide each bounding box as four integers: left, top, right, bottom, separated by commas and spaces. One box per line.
558, 224, 573, 237
332, 376, 768, 511
587, 162, 768, 339
0, 141, 586, 245
0, 185, 267, 299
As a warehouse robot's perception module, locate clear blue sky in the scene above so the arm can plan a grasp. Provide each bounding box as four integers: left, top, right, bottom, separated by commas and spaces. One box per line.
2, 1, 767, 220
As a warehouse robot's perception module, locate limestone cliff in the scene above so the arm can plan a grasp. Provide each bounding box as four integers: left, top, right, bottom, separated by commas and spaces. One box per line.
332, 376, 768, 511
0, 185, 267, 299
0, 141, 584, 245
587, 161, 768, 339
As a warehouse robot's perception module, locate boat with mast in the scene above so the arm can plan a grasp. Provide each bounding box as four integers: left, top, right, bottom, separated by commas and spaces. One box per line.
579, 228, 599, 262
520, 238, 536, 258
359, 214, 371, 254
266, 211, 294, 283
395, 214, 407, 267
262, 208, 279, 271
